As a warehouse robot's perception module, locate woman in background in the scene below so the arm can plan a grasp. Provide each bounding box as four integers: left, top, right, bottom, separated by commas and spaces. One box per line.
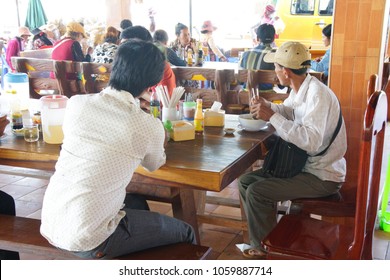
92, 26, 120, 64
169, 23, 198, 62
31, 28, 53, 50
5, 26, 31, 71
51, 22, 92, 80
310, 24, 332, 85
200, 20, 227, 62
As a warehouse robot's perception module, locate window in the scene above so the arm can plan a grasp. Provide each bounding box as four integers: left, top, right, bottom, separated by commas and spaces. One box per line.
290, 0, 315, 15
318, 0, 334, 16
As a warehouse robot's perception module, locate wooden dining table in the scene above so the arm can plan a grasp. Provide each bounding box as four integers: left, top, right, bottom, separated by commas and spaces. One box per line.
0, 115, 274, 243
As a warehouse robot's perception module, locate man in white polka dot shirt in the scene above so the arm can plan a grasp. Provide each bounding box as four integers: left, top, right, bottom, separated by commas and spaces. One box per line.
40, 39, 195, 259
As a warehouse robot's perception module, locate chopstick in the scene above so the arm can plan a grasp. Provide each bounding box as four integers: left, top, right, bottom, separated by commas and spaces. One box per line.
251, 88, 259, 100
156, 86, 169, 108
156, 85, 185, 108
170, 87, 185, 108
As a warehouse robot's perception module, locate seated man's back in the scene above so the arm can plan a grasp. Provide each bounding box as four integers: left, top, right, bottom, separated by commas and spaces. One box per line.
240, 23, 276, 71
240, 23, 276, 90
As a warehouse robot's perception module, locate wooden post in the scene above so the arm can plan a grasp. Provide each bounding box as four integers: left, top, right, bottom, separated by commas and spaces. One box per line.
105, 0, 132, 29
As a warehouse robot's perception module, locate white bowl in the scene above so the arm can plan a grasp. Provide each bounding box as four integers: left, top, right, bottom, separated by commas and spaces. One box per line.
224, 127, 236, 134
238, 114, 267, 131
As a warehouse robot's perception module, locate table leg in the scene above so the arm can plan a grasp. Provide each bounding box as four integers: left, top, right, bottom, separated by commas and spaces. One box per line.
171, 188, 201, 245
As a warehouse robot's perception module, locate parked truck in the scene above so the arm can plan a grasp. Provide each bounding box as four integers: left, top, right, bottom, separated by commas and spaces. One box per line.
275, 0, 334, 55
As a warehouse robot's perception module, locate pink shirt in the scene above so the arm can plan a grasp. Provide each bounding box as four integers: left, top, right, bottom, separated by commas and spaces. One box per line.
5, 37, 24, 71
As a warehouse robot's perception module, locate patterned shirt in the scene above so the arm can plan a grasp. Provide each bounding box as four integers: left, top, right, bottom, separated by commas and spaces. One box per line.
92, 42, 118, 64
270, 74, 347, 182
239, 44, 275, 71
40, 87, 166, 251
169, 37, 198, 60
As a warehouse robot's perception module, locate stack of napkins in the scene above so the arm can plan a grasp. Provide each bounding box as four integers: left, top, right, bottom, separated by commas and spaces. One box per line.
204, 101, 225, 127
204, 109, 225, 127
171, 121, 195, 141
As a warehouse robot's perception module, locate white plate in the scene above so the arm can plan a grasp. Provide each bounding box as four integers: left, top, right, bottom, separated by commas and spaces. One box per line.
238, 124, 268, 132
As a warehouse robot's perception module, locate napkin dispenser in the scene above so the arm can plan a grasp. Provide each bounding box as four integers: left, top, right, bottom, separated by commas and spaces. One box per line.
171, 121, 195, 141
204, 109, 225, 127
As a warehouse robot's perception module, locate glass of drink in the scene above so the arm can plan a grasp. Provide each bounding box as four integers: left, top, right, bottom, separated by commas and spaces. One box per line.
183, 101, 196, 121
24, 124, 39, 142
162, 107, 178, 122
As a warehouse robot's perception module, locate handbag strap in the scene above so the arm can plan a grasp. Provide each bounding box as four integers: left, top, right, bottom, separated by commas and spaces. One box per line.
314, 104, 343, 157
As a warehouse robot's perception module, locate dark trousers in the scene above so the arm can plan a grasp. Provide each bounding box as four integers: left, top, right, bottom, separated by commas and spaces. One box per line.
72, 193, 195, 259
0, 191, 20, 260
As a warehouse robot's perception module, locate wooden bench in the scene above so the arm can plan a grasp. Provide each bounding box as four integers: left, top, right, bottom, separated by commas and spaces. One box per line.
289, 73, 379, 219
82, 61, 113, 94
0, 214, 212, 260
12, 57, 59, 99
172, 66, 235, 109
228, 69, 324, 114
20, 49, 53, 59
12, 57, 85, 99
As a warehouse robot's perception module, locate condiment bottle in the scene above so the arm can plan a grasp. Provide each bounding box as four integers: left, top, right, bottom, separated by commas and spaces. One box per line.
150, 91, 161, 119
32, 111, 42, 131
196, 42, 203, 66
194, 98, 204, 134
187, 48, 193, 66
10, 91, 23, 130
163, 120, 173, 141
196, 48, 203, 66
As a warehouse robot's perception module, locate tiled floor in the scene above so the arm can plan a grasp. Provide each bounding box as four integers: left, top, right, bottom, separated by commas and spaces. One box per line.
0, 123, 389, 260
0, 164, 389, 260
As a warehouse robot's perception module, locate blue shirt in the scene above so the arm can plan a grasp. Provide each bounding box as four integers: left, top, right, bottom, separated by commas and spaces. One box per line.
311, 49, 330, 78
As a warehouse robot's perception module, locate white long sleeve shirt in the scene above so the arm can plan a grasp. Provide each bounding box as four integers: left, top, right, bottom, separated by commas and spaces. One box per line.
41, 87, 166, 251
269, 74, 347, 182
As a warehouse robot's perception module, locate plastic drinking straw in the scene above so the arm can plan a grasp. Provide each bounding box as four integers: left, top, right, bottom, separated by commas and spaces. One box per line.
380, 155, 390, 214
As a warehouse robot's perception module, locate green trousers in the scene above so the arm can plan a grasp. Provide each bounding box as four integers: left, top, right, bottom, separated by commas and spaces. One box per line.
238, 169, 342, 249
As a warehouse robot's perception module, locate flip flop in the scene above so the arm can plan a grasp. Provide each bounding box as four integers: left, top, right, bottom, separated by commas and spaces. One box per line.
242, 248, 267, 259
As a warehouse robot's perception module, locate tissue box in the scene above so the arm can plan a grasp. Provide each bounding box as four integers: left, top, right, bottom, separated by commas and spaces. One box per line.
204, 109, 225, 127
172, 121, 195, 141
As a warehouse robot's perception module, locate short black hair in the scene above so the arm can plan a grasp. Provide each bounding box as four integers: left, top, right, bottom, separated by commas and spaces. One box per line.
175, 23, 188, 36
322, 24, 332, 39
153, 29, 169, 44
33, 32, 53, 46
120, 26, 152, 42
120, 19, 133, 30
109, 39, 165, 97
257, 24, 275, 44
276, 61, 311, 76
